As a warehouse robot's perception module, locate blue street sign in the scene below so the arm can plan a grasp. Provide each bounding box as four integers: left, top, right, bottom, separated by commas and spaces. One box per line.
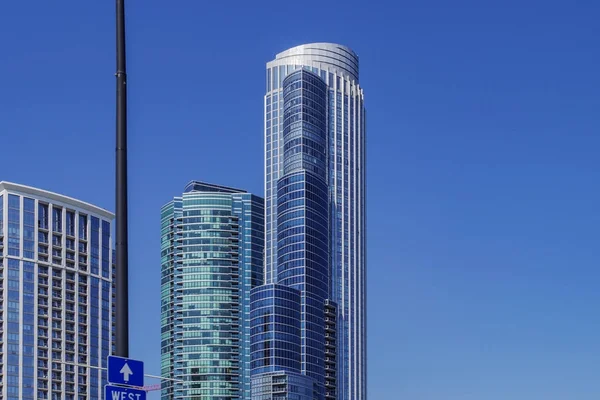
108, 355, 144, 387
105, 385, 146, 400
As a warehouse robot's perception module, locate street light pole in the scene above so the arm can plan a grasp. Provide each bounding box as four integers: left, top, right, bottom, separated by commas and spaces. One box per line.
115, 0, 129, 358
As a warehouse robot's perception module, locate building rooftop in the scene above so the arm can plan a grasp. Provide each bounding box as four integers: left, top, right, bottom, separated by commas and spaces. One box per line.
0, 181, 114, 219
268, 42, 359, 82
184, 180, 246, 194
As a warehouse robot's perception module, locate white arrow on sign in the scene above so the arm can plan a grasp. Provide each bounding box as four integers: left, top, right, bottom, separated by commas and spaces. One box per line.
120, 362, 133, 382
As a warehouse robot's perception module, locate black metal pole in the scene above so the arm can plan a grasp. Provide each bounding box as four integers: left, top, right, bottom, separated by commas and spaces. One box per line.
115, 0, 129, 358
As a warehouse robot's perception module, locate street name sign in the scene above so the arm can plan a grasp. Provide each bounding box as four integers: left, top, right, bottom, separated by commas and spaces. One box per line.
105, 385, 146, 400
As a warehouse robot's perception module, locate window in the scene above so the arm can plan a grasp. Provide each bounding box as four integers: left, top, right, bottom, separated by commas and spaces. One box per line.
8, 194, 20, 256
52, 207, 62, 233
66, 211, 75, 236
79, 215, 87, 240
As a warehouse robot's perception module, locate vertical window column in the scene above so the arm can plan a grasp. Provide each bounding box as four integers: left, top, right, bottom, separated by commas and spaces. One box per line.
100, 280, 111, 386
89, 277, 100, 398
6, 258, 21, 400
7, 194, 21, 257
51, 206, 63, 266
101, 221, 110, 279
90, 217, 99, 276
22, 261, 35, 398
0, 194, 4, 250
78, 215, 88, 273
23, 198, 35, 259
66, 211, 75, 237
52, 207, 62, 234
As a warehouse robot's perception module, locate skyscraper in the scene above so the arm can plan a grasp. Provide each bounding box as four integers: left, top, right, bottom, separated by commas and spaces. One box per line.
251, 68, 331, 400
160, 181, 264, 400
0, 181, 115, 400
264, 43, 367, 400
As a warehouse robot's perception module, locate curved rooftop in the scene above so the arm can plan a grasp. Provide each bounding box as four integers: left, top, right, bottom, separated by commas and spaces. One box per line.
268, 42, 359, 82
184, 180, 245, 194
0, 181, 114, 219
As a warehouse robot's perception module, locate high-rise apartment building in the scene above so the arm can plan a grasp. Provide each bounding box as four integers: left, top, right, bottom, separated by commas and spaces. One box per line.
263, 43, 367, 400
0, 182, 115, 400
160, 181, 264, 400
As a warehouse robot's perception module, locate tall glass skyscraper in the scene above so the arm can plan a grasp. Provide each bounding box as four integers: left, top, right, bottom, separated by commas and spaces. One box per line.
264, 43, 367, 400
278, 69, 330, 382
0, 181, 115, 400
160, 181, 264, 400
251, 69, 331, 400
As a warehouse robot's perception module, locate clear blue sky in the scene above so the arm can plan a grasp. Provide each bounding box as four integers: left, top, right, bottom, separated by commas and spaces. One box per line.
1, 0, 599, 399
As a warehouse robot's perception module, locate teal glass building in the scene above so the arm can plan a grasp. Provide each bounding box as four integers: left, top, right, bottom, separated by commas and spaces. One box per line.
160, 181, 264, 400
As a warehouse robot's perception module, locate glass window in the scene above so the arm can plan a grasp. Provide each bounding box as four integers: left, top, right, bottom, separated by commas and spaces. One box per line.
90, 217, 100, 275
280, 65, 287, 86
38, 203, 48, 229
0, 194, 4, 234
52, 207, 62, 233
101, 220, 110, 278
79, 215, 87, 240
23, 200, 35, 259
66, 211, 75, 236
267, 68, 271, 92
8, 194, 20, 256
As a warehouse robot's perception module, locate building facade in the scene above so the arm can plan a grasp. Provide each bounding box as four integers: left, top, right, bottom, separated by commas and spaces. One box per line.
0, 182, 115, 400
324, 300, 338, 400
251, 67, 334, 399
278, 69, 330, 383
250, 282, 326, 400
264, 43, 367, 399
160, 181, 264, 399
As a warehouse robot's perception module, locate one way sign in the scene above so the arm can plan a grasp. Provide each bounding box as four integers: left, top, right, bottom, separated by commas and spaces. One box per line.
108, 355, 144, 387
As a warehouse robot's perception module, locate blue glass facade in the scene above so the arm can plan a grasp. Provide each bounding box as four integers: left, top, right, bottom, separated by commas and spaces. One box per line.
250, 284, 325, 400
0, 182, 115, 400
250, 284, 302, 375
252, 69, 330, 399
278, 70, 329, 383
264, 44, 367, 400
160, 182, 264, 400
